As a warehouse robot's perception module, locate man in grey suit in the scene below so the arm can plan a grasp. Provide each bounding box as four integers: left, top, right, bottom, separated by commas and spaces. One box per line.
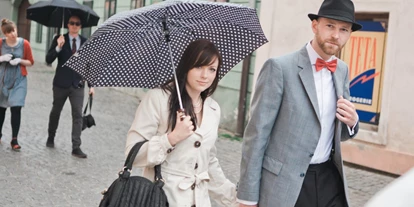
237, 0, 362, 206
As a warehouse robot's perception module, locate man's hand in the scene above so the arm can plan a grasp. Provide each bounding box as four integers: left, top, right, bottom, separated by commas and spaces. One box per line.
336, 96, 358, 127
57, 35, 65, 48
89, 87, 95, 96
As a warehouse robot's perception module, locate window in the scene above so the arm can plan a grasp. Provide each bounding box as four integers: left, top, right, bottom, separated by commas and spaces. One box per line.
146, 0, 164, 5
105, 0, 117, 20
35, 23, 42, 43
131, 0, 144, 9
82, 0, 94, 38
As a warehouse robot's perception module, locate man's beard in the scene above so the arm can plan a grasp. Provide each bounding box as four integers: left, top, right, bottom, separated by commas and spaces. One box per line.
315, 33, 343, 56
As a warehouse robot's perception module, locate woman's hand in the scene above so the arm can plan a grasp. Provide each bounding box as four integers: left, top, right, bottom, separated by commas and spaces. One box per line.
168, 111, 194, 146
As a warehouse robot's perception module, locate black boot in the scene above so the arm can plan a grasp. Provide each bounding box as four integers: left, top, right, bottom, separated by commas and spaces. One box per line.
46, 137, 54, 148
72, 148, 87, 158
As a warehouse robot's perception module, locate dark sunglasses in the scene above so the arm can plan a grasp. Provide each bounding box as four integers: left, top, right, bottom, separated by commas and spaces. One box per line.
68, 21, 81, 26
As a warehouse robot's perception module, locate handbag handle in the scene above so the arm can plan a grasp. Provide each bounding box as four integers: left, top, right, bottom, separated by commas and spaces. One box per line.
83, 94, 93, 115
124, 140, 163, 181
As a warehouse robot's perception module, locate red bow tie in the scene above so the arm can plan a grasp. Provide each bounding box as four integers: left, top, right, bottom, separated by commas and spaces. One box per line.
315, 58, 337, 72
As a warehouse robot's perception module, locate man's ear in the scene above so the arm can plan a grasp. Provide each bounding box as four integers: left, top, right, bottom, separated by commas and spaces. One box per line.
311, 19, 318, 34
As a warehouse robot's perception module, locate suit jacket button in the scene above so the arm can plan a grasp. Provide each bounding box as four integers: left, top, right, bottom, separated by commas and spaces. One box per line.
191, 183, 196, 190
300, 173, 305, 177
194, 141, 201, 148
309, 153, 314, 157
194, 163, 198, 169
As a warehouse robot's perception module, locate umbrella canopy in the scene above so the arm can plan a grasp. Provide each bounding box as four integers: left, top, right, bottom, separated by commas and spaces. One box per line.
64, 0, 268, 89
26, 0, 100, 28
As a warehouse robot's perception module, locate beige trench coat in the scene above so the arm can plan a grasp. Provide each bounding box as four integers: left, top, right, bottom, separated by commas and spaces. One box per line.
125, 88, 238, 207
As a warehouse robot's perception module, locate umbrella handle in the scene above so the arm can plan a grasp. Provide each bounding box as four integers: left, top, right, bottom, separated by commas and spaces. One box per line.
163, 17, 184, 111
62, 10, 64, 32
178, 109, 186, 121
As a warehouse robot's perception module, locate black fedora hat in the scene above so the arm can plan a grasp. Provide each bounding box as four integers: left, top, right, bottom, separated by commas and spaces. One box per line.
308, 0, 362, 31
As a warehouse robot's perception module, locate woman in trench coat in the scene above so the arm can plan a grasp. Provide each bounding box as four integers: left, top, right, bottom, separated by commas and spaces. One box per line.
125, 39, 238, 207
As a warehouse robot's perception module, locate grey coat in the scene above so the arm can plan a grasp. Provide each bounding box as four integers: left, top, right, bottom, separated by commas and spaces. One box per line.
237, 46, 359, 207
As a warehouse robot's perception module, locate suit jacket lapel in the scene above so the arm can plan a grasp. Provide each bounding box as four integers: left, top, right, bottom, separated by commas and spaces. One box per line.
298, 46, 321, 122
64, 34, 71, 52
332, 65, 344, 98
332, 61, 347, 150
81, 36, 86, 45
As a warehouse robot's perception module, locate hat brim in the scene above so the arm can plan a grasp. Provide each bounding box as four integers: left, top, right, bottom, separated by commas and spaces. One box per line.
308, 13, 362, 31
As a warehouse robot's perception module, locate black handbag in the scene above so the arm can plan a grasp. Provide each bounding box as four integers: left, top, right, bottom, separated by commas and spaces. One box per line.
82, 94, 96, 131
99, 141, 169, 207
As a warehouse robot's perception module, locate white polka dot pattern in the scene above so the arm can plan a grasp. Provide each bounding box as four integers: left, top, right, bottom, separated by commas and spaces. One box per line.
64, 0, 268, 88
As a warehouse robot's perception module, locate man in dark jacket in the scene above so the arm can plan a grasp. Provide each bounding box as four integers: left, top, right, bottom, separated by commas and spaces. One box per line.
45, 15, 94, 158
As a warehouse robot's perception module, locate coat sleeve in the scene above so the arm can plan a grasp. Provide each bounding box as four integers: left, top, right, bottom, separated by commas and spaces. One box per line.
46, 35, 59, 64
23, 39, 34, 65
236, 58, 284, 202
208, 145, 238, 207
341, 65, 359, 141
125, 89, 174, 168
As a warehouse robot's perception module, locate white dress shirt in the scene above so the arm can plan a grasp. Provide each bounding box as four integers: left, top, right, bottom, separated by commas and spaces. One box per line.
237, 42, 357, 205
306, 42, 338, 164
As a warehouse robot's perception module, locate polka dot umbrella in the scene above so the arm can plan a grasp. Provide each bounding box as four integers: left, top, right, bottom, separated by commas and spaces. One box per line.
64, 0, 267, 109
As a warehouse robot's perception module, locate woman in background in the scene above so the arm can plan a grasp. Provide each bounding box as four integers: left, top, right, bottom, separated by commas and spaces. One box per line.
0, 18, 34, 150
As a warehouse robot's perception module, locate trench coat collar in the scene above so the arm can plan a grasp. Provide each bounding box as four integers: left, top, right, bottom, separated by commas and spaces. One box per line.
194, 97, 219, 137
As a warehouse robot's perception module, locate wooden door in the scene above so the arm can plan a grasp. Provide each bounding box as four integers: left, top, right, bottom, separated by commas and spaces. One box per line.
17, 0, 31, 41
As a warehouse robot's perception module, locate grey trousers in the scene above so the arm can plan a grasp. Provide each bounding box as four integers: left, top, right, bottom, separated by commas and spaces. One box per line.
48, 86, 84, 149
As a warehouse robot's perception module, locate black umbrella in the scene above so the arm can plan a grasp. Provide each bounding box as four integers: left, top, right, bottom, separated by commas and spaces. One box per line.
26, 0, 99, 28
65, 0, 267, 109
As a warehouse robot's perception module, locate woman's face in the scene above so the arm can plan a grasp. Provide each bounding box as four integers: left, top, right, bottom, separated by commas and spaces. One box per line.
4, 28, 17, 41
185, 57, 219, 95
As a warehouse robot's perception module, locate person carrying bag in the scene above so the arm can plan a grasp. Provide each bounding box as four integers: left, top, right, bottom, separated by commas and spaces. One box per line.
99, 140, 169, 207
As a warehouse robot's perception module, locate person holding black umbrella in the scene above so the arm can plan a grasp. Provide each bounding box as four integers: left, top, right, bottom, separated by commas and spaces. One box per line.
45, 15, 94, 159
237, 0, 361, 206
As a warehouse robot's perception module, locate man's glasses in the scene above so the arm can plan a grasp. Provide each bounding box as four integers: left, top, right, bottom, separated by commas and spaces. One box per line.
68, 21, 81, 26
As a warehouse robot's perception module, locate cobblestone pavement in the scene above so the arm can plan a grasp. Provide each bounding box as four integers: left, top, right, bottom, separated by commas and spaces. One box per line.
0, 64, 396, 207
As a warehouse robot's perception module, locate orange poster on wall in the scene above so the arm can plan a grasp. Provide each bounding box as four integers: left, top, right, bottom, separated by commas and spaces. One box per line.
340, 21, 386, 125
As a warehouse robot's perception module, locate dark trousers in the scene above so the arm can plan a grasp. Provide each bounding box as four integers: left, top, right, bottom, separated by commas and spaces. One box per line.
295, 160, 347, 207
48, 86, 84, 149
0, 106, 22, 138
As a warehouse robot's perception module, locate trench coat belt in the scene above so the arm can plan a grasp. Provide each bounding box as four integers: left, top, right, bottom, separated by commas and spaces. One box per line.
178, 171, 210, 190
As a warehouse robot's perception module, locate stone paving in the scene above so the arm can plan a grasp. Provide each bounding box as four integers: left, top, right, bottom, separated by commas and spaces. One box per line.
0, 64, 396, 207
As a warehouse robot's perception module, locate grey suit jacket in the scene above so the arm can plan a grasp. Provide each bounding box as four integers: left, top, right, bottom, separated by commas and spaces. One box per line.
237, 46, 359, 207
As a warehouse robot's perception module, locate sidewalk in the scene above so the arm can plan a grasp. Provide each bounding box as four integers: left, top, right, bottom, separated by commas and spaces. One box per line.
0, 64, 395, 207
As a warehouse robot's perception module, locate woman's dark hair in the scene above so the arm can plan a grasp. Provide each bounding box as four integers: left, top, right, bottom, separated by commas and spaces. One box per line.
161, 39, 222, 131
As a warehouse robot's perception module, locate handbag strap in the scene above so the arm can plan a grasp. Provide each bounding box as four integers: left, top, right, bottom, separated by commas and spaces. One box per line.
83, 94, 93, 115
124, 140, 163, 181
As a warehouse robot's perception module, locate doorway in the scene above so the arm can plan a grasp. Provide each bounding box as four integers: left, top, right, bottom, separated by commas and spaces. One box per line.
17, 0, 31, 41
